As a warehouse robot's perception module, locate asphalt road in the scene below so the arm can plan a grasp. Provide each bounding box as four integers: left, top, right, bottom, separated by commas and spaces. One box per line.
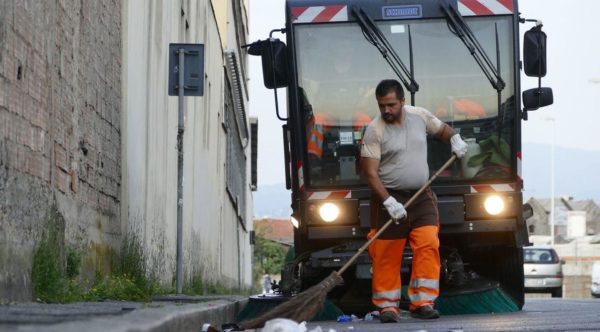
305, 299, 600, 332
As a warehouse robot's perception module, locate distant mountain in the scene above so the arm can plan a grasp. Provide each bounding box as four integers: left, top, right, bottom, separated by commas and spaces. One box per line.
522, 143, 600, 203
253, 184, 292, 219
252, 143, 600, 218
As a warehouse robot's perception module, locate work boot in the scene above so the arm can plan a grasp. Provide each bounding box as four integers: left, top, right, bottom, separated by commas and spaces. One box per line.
410, 305, 440, 319
379, 306, 400, 323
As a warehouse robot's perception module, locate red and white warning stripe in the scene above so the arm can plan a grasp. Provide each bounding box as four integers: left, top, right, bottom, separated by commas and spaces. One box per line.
457, 0, 513, 16
307, 190, 351, 200
470, 183, 516, 193
292, 5, 348, 23
517, 151, 522, 182
298, 160, 305, 192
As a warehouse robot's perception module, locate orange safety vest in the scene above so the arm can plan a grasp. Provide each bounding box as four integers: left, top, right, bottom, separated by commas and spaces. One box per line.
452, 98, 486, 118
306, 113, 334, 159
352, 112, 372, 131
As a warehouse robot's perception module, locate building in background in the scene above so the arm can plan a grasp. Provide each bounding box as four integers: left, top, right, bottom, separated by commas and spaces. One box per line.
0, 0, 254, 301
526, 197, 600, 243
527, 197, 600, 298
253, 218, 294, 247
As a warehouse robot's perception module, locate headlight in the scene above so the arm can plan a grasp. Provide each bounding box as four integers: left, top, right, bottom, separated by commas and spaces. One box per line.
304, 199, 358, 225
484, 195, 505, 215
319, 203, 340, 222
290, 215, 299, 229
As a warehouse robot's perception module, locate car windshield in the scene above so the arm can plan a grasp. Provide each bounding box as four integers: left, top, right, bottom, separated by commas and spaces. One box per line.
524, 249, 559, 264
295, 16, 516, 188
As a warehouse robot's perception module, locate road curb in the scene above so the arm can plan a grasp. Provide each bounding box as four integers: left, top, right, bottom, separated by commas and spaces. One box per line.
11, 297, 249, 332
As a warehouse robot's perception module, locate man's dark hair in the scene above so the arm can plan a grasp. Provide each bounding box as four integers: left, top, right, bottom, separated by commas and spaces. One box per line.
375, 79, 405, 100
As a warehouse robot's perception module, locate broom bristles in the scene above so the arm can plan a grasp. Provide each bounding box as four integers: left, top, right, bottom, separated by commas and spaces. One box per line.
239, 271, 344, 329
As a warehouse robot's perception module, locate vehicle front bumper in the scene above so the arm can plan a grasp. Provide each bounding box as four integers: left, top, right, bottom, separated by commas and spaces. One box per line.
306, 219, 520, 240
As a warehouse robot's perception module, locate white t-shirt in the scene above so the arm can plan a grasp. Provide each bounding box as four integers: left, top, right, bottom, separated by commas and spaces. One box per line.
361, 105, 444, 190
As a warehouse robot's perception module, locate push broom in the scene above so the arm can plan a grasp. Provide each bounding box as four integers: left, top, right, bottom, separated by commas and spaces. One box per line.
239, 155, 458, 329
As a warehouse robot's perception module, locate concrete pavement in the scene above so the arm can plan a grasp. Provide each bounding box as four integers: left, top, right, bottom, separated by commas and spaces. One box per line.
306, 298, 600, 331
0, 295, 247, 332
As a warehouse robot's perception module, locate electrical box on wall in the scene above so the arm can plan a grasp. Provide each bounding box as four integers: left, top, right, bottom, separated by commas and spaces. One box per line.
168, 43, 204, 96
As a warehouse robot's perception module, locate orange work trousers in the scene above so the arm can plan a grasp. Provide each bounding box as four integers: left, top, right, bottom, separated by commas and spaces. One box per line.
368, 225, 440, 311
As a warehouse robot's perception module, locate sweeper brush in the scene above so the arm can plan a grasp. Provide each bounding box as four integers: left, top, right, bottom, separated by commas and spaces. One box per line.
235, 294, 344, 323
436, 287, 519, 315
238, 272, 343, 329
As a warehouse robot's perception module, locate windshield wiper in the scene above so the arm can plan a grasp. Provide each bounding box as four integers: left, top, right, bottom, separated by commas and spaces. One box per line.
352, 7, 419, 105
439, 0, 505, 93
439, 0, 508, 141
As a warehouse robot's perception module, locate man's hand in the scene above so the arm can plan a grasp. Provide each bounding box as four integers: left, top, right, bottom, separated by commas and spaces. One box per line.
383, 196, 407, 220
450, 134, 468, 158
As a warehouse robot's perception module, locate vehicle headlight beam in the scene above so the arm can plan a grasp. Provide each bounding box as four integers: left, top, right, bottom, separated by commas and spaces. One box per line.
484, 195, 505, 215
290, 215, 299, 229
319, 203, 340, 222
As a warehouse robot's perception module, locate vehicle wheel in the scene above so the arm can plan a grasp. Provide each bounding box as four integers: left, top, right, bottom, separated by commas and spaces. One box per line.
551, 287, 563, 298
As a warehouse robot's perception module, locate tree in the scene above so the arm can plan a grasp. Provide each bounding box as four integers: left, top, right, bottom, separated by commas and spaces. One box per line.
253, 232, 287, 275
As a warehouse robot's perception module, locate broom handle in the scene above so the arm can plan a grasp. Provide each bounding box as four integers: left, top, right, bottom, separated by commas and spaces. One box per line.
337, 154, 457, 275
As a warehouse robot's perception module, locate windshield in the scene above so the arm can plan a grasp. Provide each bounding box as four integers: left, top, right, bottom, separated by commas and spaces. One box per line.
295, 16, 516, 188
524, 249, 559, 264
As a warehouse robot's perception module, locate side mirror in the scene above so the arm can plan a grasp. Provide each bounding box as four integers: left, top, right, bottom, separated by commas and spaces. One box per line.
523, 26, 547, 77
247, 39, 289, 89
523, 87, 553, 111
561, 259, 566, 265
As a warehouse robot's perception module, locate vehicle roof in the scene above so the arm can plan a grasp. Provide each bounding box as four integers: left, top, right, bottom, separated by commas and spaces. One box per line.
286, 0, 453, 21
524, 246, 556, 250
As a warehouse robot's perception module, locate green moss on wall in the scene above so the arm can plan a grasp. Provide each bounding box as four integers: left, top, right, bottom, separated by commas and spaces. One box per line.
31, 207, 248, 302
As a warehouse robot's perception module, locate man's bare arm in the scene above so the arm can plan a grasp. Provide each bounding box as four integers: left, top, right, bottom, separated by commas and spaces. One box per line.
361, 157, 390, 201
435, 123, 455, 143
435, 122, 468, 158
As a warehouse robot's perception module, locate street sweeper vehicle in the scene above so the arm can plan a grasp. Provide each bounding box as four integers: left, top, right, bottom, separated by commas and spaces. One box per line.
245, 0, 552, 317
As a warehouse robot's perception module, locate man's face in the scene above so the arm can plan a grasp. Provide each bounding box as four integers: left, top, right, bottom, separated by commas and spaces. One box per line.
377, 91, 404, 123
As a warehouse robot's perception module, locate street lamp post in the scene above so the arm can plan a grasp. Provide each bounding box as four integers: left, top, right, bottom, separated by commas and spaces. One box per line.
545, 116, 555, 246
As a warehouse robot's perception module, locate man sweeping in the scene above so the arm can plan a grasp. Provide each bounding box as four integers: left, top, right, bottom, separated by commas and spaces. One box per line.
361, 79, 468, 323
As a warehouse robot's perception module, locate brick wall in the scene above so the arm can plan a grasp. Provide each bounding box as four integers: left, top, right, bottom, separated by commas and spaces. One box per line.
0, 0, 121, 301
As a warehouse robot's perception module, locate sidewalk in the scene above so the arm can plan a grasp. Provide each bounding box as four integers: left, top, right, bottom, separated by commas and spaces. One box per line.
0, 295, 248, 332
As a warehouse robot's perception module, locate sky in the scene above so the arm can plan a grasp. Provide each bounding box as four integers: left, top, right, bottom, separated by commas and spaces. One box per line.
248, 0, 600, 191
518, 0, 600, 150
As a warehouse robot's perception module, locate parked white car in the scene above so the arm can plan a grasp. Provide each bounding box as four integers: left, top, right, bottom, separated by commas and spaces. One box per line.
523, 246, 564, 297
592, 261, 600, 298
